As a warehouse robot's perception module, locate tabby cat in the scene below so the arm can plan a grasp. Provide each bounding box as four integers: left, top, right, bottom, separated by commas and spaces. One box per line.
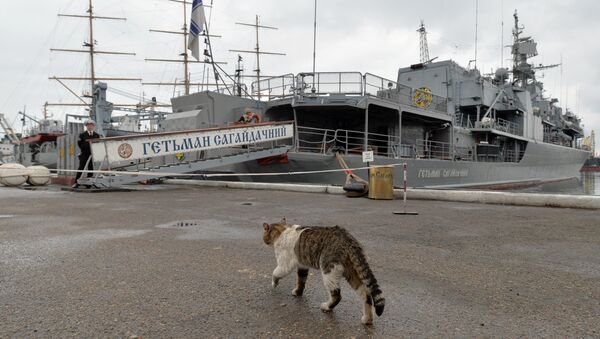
262, 219, 385, 325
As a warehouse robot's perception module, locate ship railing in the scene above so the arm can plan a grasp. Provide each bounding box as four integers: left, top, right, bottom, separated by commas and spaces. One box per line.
454, 145, 474, 161
296, 125, 480, 161
296, 126, 337, 154
504, 149, 516, 162
394, 144, 417, 158
332, 129, 403, 158
364, 73, 448, 114
251, 74, 296, 100
295, 72, 364, 96
297, 126, 528, 163
414, 139, 475, 161
297, 125, 405, 157
503, 149, 526, 163
478, 117, 523, 136
416, 139, 454, 160
250, 72, 449, 114
454, 113, 476, 129
495, 117, 523, 136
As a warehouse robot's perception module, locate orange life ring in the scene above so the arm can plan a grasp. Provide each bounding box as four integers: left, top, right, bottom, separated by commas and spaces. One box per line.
251, 113, 261, 123
238, 111, 262, 124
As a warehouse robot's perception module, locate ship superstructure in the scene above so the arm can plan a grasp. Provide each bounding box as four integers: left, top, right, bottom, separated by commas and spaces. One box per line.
163, 10, 589, 188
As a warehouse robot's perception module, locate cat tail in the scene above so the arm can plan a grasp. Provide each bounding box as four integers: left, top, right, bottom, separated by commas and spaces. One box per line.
348, 246, 385, 316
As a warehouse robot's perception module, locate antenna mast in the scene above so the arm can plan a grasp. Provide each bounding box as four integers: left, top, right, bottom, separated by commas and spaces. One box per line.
501, 0, 504, 68
234, 55, 244, 96
417, 20, 430, 63
230, 15, 285, 100
312, 0, 318, 90
474, 0, 479, 69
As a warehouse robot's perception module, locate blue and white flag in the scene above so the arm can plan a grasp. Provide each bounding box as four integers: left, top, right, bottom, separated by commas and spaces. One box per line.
187, 0, 206, 61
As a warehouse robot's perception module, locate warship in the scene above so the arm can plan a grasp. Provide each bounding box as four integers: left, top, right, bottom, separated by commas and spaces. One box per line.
158, 10, 589, 188
3, 4, 590, 189
12, 107, 64, 168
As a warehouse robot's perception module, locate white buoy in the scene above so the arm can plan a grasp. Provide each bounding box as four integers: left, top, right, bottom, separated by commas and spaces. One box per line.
0, 163, 28, 186
27, 165, 51, 186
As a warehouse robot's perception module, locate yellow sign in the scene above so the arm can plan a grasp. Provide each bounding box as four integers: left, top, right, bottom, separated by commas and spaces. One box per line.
412, 87, 433, 108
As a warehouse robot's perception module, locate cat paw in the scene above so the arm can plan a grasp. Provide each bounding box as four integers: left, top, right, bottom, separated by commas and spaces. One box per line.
271, 277, 280, 288
291, 288, 303, 297
361, 315, 373, 325
320, 303, 332, 312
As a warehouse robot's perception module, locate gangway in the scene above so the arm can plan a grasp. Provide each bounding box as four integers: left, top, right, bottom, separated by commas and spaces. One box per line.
77, 121, 294, 188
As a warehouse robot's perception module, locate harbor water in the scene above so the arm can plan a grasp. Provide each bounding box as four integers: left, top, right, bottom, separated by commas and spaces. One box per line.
512, 172, 599, 196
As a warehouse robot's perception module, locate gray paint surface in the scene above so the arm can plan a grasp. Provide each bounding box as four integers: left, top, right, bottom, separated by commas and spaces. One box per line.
1, 185, 599, 337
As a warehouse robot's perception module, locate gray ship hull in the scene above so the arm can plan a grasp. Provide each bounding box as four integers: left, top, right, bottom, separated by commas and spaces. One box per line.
233, 141, 589, 189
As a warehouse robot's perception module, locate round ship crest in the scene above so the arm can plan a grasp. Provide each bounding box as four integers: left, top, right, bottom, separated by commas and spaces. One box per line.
412, 87, 433, 108
117, 143, 133, 159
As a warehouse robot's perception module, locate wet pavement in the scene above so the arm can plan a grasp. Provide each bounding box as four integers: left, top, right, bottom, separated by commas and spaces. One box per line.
1, 185, 599, 338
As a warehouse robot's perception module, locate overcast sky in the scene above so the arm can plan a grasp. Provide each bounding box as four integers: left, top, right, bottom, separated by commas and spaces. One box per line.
0, 0, 598, 151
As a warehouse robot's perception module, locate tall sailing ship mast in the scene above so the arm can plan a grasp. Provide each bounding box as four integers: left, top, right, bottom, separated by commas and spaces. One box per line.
229, 15, 285, 99
48, 0, 141, 112
143, 0, 227, 96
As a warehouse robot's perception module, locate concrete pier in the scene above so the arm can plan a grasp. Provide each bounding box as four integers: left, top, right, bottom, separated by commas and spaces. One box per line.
1, 185, 599, 337
166, 179, 600, 209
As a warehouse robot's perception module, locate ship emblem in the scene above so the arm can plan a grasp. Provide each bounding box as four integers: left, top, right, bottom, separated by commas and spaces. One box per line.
176, 152, 185, 161
117, 143, 133, 159
412, 87, 433, 108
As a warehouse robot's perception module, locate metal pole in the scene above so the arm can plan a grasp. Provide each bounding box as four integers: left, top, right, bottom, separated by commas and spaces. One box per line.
474, 0, 479, 69
403, 163, 407, 213
255, 15, 261, 100
183, 1, 190, 95
394, 162, 418, 215
364, 104, 369, 151
312, 0, 317, 90
88, 0, 95, 98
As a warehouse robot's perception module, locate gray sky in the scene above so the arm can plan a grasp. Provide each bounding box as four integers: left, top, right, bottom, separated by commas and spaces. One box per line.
0, 0, 598, 152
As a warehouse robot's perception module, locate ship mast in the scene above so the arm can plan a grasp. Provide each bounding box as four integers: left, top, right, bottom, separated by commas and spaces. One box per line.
511, 10, 559, 89
42, 102, 49, 120
49, 0, 140, 109
234, 55, 244, 97
417, 20, 431, 64
144, 0, 226, 95
229, 15, 285, 100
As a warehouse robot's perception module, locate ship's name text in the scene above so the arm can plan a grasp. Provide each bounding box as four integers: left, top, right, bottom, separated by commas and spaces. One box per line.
418, 168, 469, 179
141, 126, 288, 155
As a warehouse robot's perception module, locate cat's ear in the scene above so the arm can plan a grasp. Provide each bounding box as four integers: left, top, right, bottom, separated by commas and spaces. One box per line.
263, 223, 270, 231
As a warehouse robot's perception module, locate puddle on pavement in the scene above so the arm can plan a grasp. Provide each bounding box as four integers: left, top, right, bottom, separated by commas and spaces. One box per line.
0, 229, 149, 269
155, 218, 259, 240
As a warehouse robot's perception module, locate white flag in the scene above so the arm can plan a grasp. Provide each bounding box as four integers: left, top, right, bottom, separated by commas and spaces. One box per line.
187, 0, 206, 61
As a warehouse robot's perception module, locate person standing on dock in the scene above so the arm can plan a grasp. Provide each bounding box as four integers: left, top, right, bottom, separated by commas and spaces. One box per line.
73, 119, 100, 188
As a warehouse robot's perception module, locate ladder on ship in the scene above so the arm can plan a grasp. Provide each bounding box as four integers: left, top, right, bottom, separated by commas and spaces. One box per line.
77, 121, 294, 188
